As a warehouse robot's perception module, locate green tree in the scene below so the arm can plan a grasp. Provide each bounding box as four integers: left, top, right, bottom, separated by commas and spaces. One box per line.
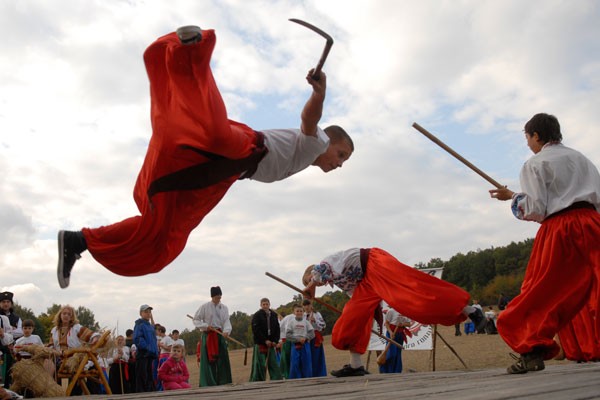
229, 311, 251, 349
75, 306, 101, 331
179, 328, 201, 356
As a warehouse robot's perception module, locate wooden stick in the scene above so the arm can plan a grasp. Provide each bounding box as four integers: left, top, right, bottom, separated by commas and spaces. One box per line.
435, 330, 469, 370
412, 122, 504, 189
376, 324, 399, 366
265, 271, 404, 350
186, 314, 248, 365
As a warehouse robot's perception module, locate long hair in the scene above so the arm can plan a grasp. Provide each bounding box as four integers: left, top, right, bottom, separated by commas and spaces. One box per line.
52, 305, 79, 329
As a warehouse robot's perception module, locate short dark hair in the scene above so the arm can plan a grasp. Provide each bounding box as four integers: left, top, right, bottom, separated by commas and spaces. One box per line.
23, 319, 35, 328
126, 329, 133, 336
302, 299, 312, 306
524, 113, 562, 143
324, 125, 354, 151
260, 298, 270, 304
172, 329, 179, 334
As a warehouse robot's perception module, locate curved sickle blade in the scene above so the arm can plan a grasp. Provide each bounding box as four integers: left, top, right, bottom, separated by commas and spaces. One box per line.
289, 18, 334, 80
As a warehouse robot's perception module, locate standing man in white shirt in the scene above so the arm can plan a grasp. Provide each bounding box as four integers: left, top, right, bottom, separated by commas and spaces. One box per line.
490, 113, 600, 374
192, 286, 232, 386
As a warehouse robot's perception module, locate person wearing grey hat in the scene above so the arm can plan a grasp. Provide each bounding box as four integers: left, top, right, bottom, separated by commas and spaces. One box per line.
133, 304, 158, 392
192, 286, 232, 386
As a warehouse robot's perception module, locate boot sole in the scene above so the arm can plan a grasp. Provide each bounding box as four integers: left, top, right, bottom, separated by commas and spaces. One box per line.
57, 230, 69, 289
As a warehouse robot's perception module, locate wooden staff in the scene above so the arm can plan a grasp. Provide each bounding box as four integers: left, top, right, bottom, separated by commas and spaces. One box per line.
265, 272, 404, 350
412, 122, 504, 189
435, 330, 468, 369
376, 324, 399, 366
186, 314, 248, 365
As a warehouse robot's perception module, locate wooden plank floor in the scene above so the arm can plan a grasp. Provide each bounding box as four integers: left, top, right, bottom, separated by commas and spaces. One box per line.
53, 362, 600, 399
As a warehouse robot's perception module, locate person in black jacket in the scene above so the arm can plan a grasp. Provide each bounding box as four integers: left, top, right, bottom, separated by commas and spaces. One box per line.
249, 298, 282, 381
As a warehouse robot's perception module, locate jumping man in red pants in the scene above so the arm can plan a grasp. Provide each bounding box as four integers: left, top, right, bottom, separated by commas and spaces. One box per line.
302, 247, 475, 377
57, 25, 354, 288
489, 113, 600, 374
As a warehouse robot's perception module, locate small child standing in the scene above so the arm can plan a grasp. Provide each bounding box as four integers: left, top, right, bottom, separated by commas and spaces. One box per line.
13, 319, 43, 360
285, 304, 314, 379
302, 299, 327, 377
158, 344, 191, 391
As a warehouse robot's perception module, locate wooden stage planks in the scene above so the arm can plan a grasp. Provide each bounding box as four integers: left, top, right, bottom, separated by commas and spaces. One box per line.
53, 363, 600, 399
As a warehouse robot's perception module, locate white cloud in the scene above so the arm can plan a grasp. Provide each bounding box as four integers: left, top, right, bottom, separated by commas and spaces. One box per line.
0, 0, 598, 333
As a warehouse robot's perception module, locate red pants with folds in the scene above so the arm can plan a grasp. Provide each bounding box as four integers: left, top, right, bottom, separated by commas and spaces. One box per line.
497, 208, 600, 359
558, 299, 600, 361
82, 29, 256, 276
331, 248, 470, 354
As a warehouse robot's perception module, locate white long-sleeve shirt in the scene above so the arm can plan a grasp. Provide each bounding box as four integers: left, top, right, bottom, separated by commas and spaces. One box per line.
311, 248, 363, 296
0, 315, 13, 346
511, 143, 600, 222
193, 301, 232, 334
304, 311, 326, 331
107, 345, 130, 364
385, 308, 412, 327
279, 314, 296, 341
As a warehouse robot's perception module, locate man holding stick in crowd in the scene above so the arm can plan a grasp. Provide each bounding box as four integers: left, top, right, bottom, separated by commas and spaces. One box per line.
192, 286, 233, 386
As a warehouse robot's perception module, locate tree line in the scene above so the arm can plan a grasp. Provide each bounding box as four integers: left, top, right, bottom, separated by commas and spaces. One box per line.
10, 238, 533, 355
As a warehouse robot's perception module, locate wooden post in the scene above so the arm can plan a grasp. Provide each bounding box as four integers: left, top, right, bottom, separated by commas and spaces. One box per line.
431, 325, 437, 372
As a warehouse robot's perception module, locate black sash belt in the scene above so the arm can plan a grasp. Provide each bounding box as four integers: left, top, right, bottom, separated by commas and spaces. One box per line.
546, 201, 596, 220
359, 248, 370, 276
147, 131, 267, 198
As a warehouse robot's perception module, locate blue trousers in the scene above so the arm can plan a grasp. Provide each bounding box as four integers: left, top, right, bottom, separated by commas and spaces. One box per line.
289, 342, 312, 379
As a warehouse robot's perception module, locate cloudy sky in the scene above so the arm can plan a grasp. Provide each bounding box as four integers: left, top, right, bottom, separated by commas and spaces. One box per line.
1, 0, 599, 335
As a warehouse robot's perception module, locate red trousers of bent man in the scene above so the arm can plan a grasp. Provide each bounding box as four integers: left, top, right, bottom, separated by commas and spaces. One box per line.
82, 29, 260, 276
331, 248, 470, 354
497, 208, 600, 359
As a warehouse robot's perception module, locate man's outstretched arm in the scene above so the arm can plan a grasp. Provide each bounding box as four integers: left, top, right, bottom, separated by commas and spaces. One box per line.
300, 69, 326, 137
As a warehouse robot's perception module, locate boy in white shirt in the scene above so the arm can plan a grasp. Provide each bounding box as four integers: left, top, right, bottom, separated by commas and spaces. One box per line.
14, 319, 43, 360
285, 304, 315, 379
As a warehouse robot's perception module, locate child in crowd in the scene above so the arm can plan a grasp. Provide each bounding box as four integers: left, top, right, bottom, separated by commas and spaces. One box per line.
302, 299, 327, 377
285, 304, 314, 379
158, 344, 191, 391
125, 329, 137, 393
171, 330, 185, 348
278, 312, 295, 379
378, 308, 412, 374
107, 335, 130, 394
14, 319, 43, 360
133, 304, 158, 392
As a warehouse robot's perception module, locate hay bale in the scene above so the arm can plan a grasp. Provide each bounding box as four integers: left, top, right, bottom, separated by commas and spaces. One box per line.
10, 358, 65, 398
